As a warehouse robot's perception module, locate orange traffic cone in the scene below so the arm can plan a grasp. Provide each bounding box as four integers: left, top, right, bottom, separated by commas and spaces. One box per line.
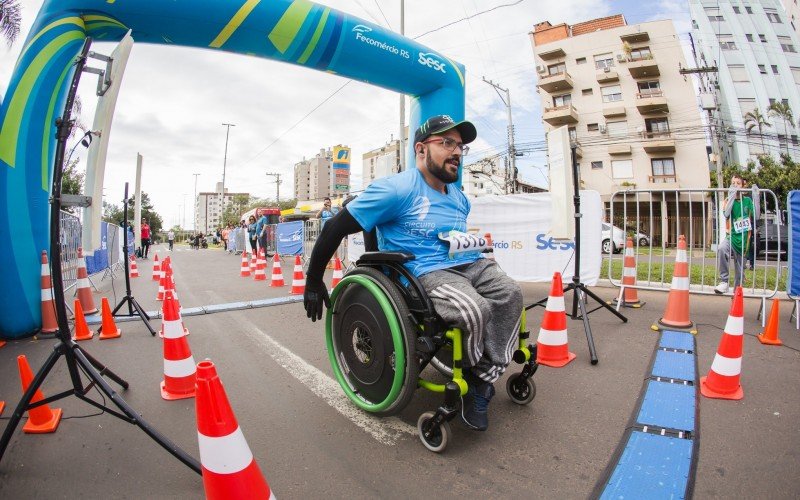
701, 286, 745, 400
196, 359, 273, 499
165, 267, 179, 301
615, 237, 644, 308
160, 293, 196, 400
152, 253, 161, 281
240, 252, 251, 277
269, 254, 285, 287
98, 297, 121, 339
40, 251, 59, 334
536, 272, 576, 367
331, 257, 343, 288
250, 253, 257, 273
17, 355, 62, 433
157, 273, 166, 301
653, 235, 695, 333
129, 255, 139, 278
72, 300, 94, 341
75, 247, 98, 314
0, 401, 4, 415
254, 249, 267, 282
289, 256, 306, 295
757, 298, 782, 346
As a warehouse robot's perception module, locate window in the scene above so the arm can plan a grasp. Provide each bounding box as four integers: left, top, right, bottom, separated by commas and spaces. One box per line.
719, 35, 737, 50
582, 88, 593, 95
607, 120, 628, 137
766, 11, 782, 23
793, 135, 799, 146
548, 62, 566, 75
568, 127, 577, 142
733, 6, 740, 13
629, 47, 652, 60
601, 84, 622, 103
708, 15, 724, 22
591, 161, 603, 170
778, 134, 788, 149
645, 117, 670, 135
745, 6, 753, 14
553, 93, 572, 107
759, 34, 767, 42
772, 65, 779, 75
779, 36, 797, 52
611, 159, 633, 179
651, 158, 676, 177
745, 34, 754, 42
790, 67, 800, 84
729, 64, 749, 82
769, 98, 776, 106
637, 80, 661, 95
587, 123, 599, 132
594, 52, 614, 69
576, 57, 587, 64
759, 64, 767, 74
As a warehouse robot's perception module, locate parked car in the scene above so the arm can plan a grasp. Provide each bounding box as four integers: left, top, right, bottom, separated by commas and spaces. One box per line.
601, 223, 626, 254
754, 220, 788, 261
634, 231, 651, 247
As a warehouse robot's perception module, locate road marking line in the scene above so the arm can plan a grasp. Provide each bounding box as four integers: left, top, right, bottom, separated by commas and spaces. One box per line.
245, 325, 417, 445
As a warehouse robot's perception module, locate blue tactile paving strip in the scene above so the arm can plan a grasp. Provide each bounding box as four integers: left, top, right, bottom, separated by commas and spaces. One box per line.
594, 330, 699, 499
599, 431, 694, 500
652, 350, 696, 381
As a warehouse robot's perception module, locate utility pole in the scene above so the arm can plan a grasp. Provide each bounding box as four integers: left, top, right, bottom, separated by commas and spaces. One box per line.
192, 173, 200, 230
220, 123, 235, 221
398, 0, 406, 172
482, 77, 516, 193
265, 172, 282, 206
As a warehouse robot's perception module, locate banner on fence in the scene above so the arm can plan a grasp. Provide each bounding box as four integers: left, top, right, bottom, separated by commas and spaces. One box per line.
468, 191, 602, 285
347, 232, 365, 265
277, 221, 304, 256
85, 222, 110, 274
789, 190, 800, 296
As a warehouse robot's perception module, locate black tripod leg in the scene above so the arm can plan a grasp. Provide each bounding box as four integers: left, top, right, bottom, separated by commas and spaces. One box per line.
130, 298, 156, 336
71, 348, 201, 474
581, 285, 628, 323
80, 347, 129, 389
0, 344, 65, 463
575, 289, 599, 365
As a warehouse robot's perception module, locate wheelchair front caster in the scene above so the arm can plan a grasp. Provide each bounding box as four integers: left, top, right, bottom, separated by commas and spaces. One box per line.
417, 411, 451, 453
506, 375, 536, 405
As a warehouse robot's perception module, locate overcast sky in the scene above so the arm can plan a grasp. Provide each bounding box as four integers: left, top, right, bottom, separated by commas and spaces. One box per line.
1, 0, 689, 229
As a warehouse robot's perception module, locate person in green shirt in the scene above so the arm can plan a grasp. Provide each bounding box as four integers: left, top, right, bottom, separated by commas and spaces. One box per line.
715, 174, 760, 294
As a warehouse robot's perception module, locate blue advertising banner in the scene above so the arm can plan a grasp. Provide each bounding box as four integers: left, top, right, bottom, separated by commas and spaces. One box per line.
788, 191, 800, 296
277, 221, 304, 256
85, 221, 110, 275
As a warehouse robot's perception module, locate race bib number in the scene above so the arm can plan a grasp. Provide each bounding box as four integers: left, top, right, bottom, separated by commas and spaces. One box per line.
732, 217, 751, 234
438, 230, 490, 257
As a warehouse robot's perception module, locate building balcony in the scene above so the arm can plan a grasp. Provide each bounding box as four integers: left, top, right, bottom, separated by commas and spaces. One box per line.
538, 47, 566, 60
602, 105, 626, 118
538, 71, 574, 93
648, 174, 678, 186
620, 32, 650, 44
635, 91, 668, 114
573, 143, 583, 158
596, 68, 619, 83
626, 55, 659, 78
608, 144, 631, 155
542, 104, 579, 125
641, 131, 676, 153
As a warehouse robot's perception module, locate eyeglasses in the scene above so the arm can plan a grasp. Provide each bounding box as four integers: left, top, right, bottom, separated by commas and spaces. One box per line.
423, 137, 469, 155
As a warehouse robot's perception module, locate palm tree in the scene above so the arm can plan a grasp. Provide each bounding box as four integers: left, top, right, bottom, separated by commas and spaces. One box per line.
744, 108, 772, 156
0, 0, 22, 46
768, 101, 794, 154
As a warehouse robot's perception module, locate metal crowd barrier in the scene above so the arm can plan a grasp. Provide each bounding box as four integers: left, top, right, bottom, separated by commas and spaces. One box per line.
608, 188, 783, 319
59, 211, 82, 293
300, 219, 347, 267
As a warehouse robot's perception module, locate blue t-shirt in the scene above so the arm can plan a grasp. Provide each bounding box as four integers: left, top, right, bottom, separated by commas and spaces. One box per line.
347, 169, 480, 277
256, 215, 268, 238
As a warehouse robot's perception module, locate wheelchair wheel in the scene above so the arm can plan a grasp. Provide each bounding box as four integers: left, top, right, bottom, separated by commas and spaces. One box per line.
505, 375, 536, 405
326, 266, 419, 417
417, 412, 450, 453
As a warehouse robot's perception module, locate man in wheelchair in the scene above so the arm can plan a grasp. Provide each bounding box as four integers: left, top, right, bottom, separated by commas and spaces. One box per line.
304, 115, 523, 432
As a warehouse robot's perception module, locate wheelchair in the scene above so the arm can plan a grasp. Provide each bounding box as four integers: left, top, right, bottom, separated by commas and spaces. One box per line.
325, 250, 539, 452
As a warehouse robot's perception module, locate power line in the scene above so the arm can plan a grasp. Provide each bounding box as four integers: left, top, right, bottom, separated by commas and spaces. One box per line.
412, 0, 527, 40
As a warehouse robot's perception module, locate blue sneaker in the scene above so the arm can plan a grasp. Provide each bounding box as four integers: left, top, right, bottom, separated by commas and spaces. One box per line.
460, 382, 495, 431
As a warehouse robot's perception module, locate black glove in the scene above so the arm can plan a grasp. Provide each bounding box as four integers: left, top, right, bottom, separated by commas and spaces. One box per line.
304, 279, 331, 322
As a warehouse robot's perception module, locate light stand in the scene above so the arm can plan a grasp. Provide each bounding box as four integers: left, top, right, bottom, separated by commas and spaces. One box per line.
526, 146, 627, 364
100, 181, 156, 336
0, 38, 200, 475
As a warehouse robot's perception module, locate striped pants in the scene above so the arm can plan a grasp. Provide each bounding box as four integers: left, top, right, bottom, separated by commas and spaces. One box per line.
419, 259, 523, 384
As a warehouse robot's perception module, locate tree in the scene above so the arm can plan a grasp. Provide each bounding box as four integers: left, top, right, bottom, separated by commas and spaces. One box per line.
0, 0, 22, 46
712, 156, 800, 211
768, 101, 793, 154
60, 157, 84, 214
222, 194, 251, 226
744, 108, 772, 155
103, 192, 164, 235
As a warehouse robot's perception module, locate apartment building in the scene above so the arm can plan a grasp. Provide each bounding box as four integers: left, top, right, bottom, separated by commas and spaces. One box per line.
531, 15, 710, 241
362, 139, 400, 188
195, 182, 248, 233
781, 0, 800, 38
690, 0, 800, 165
294, 148, 333, 202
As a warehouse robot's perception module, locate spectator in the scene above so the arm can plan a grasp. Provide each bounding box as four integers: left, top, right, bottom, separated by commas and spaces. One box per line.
167, 229, 175, 251
247, 215, 258, 254
222, 225, 230, 252
141, 218, 151, 259
256, 209, 269, 253
715, 174, 760, 294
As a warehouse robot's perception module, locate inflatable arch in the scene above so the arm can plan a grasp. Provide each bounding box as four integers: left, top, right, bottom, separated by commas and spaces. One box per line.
0, 0, 469, 338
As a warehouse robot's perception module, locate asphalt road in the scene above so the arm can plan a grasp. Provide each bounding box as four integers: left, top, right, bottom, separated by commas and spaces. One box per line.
0, 244, 797, 499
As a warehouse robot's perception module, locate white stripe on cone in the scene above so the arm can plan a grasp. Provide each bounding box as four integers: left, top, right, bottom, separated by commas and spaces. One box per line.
41, 288, 53, 301
164, 356, 197, 378
672, 277, 689, 290
623, 267, 637, 277
676, 249, 687, 262
709, 353, 742, 376
41, 264, 50, 276
724, 315, 744, 336
162, 319, 185, 339
537, 327, 568, 345
625, 248, 634, 257
77, 277, 90, 288
545, 296, 565, 312
198, 427, 254, 474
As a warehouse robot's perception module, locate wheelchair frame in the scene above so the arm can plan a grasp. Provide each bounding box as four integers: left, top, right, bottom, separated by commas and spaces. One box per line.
325, 251, 539, 452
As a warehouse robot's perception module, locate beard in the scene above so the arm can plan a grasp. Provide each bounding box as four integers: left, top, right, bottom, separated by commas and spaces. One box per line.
426, 152, 460, 184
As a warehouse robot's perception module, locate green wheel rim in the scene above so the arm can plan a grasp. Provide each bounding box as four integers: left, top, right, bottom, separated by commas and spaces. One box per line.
326, 275, 406, 413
